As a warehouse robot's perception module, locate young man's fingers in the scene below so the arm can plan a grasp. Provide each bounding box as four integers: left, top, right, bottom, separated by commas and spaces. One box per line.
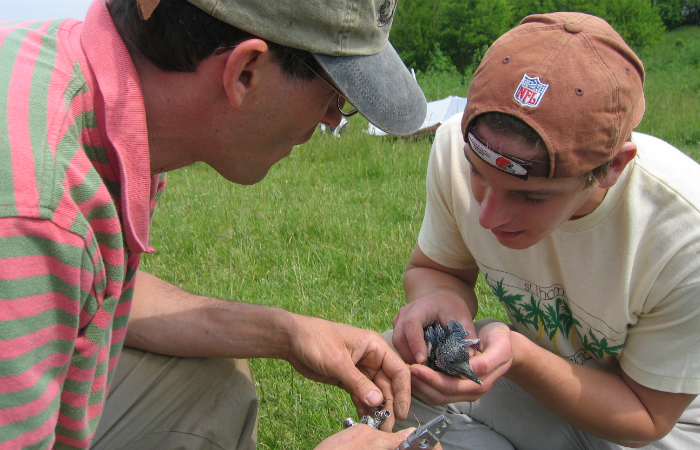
410, 364, 486, 405
403, 319, 429, 364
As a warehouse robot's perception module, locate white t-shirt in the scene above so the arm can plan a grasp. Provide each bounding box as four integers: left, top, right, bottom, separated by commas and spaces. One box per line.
418, 113, 700, 394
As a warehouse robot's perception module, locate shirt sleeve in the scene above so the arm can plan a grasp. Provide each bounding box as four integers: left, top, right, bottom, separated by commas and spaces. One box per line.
620, 275, 700, 394
417, 116, 476, 270
0, 216, 91, 448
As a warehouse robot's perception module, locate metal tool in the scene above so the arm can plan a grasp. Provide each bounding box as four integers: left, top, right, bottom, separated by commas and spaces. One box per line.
397, 414, 451, 450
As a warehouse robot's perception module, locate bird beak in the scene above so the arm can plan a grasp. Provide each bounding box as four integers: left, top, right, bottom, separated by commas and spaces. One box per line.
452, 362, 483, 386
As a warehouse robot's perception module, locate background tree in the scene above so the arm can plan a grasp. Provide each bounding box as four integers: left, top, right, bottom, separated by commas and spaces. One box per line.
511, 0, 665, 49
599, 0, 666, 49
684, 0, 700, 26
655, 0, 688, 28
654, 0, 700, 28
390, 0, 442, 71
435, 0, 513, 72
392, 0, 668, 73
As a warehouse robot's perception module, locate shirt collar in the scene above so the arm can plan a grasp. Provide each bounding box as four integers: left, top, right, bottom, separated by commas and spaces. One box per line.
80, 0, 154, 254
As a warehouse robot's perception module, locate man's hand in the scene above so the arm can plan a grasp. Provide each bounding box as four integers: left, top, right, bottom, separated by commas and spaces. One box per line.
409, 321, 513, 405
285, 314, 411, 429
315, 426, 442, 450
127, 272, 411, 428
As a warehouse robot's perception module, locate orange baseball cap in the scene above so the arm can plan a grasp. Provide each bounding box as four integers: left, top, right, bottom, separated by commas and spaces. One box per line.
462, 12, 645, 178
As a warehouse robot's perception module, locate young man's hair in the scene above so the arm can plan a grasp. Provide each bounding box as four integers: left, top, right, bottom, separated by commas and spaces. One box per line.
108, 0, 320, 81
470, 112, 611, 187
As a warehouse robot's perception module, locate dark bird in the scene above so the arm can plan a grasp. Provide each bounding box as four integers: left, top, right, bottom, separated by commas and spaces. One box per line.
424, 321, 482, 385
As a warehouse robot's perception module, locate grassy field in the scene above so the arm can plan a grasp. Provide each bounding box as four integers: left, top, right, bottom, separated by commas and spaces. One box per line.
139, 27, 700, 449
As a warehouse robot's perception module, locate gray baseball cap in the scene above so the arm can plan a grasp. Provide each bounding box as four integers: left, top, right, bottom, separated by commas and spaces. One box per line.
137, 0, 427, 136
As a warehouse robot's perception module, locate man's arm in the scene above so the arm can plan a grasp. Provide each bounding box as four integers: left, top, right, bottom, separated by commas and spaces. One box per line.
125, 270, 411, 425
400, 249, 696, 447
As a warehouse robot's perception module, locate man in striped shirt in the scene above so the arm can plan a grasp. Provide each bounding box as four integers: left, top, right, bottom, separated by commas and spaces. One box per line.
0, 0, 427, 448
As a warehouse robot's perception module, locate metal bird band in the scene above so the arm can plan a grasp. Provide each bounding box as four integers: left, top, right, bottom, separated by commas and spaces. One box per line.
343, 402, 391, 429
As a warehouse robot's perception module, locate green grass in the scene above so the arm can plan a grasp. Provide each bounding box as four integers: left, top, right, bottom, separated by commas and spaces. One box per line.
637, 26, 700, 159
141, 126, 439, 449
139, 26, 700, 450
416, 69, 473, 102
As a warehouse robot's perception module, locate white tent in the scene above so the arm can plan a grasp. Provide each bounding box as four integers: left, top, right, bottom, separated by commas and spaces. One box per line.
319, 117, 348, 137
366, 95, 468, 138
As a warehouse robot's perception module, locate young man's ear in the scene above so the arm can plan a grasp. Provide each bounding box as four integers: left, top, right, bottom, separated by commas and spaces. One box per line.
220, 39, 270, 108
598, 141, 637, 189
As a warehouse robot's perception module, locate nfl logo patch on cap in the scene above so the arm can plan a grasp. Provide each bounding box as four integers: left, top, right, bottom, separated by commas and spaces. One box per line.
514, 74, 549, 107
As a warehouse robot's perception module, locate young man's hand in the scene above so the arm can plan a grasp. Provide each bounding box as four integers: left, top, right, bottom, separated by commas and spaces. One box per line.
392, 292, 475, 365
408, 321, 514, 405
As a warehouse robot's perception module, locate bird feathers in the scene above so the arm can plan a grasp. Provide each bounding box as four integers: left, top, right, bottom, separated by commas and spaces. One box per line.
424, 321, 482, 385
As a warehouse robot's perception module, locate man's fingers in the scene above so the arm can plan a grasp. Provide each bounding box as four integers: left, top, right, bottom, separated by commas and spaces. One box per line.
384, 427, 417, 448
315, 425, 416, 450
371, 371, 394, 430
379, 354, 412, 421
337, 363, 385, 408
390, 368, 411, 421
396, 427, 416, 440
350, 395, 370, 419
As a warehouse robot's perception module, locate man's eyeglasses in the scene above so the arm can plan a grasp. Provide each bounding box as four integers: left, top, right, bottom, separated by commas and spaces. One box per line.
214, 45, 359, 118
289, 53, 359, 118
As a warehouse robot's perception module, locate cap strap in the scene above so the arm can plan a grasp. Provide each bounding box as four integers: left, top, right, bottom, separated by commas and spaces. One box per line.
467, 132, 550, 180
137, 0, 161, 20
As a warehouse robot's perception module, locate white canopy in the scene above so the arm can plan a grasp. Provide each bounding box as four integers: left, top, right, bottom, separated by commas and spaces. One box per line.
366, 95, 468, 138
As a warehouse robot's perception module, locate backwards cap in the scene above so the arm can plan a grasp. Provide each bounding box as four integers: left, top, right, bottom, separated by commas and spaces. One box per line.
137, 0, 427, 136
462, 12, 645, 178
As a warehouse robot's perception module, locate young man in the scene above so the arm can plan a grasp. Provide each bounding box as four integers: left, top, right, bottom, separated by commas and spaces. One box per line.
0, 0, 427, 448
391, 12, 700, 450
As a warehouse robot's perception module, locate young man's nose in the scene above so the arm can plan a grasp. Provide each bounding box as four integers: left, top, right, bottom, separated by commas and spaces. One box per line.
478, 189, 512, 230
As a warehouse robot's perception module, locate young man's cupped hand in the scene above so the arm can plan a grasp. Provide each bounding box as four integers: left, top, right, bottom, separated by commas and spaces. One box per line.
392, 292, 515, 405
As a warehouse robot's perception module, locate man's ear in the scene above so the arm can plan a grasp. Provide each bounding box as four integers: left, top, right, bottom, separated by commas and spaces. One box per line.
221, 39, 270, 109
598, 141, 637, 189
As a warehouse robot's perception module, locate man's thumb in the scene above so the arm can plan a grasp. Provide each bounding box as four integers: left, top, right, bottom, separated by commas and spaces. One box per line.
340, 367, 384, 407
395, 427, 416, 441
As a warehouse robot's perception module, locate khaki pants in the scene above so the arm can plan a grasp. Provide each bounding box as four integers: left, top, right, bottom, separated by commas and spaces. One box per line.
91, 347, 258, 450
384, 322, 700, 450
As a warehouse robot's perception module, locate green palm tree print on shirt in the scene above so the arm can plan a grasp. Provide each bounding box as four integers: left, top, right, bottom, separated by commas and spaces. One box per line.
485, 274, 621, 360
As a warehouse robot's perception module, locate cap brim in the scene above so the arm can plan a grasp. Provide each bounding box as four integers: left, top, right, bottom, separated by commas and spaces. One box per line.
313, 42, 427, 136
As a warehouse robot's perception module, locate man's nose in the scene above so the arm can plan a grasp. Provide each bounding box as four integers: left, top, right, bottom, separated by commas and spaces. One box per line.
320, 95, 343, 128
